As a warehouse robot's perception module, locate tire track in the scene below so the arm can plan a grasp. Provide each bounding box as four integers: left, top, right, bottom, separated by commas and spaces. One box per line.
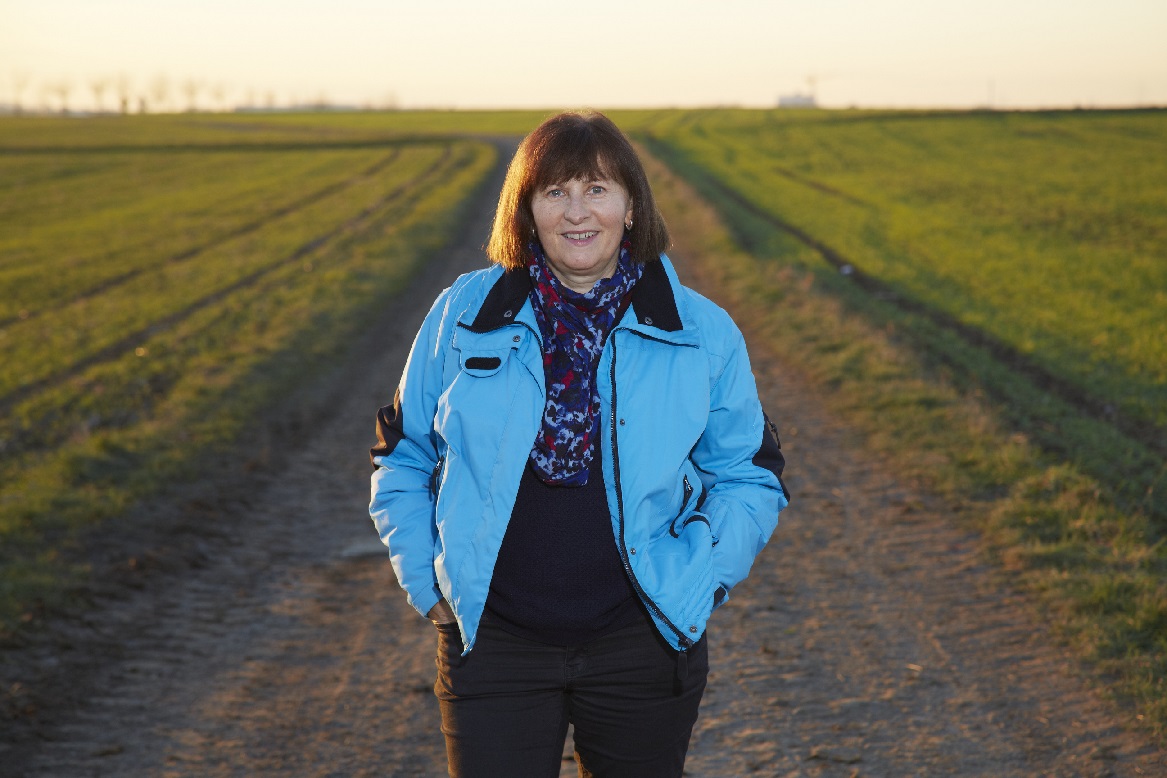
639, 132, 1167, 466
3, 136, 1163, 777
0, 144, 464, 445
0, 137, 455, 156
770, 163, 871, 207
0, 137, 515, 777
647, 154, 1164, 773
0, 148, 405, 333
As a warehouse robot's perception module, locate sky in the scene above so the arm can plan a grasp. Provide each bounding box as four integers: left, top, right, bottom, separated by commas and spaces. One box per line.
2, 0, 1166, 111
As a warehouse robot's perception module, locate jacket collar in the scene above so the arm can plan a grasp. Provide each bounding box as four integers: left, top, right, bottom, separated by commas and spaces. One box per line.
629, 258, 683, 332
464, 257, 684, 334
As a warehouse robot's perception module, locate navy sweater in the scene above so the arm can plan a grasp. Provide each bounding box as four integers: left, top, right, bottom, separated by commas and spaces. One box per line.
484, 443, 641, 646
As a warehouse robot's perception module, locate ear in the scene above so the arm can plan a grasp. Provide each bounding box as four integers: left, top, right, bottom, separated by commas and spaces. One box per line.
625, 201, 634, 224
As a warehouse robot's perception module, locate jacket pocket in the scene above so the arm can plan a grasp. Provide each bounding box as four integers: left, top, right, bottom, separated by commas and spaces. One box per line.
669, 475, 711, 538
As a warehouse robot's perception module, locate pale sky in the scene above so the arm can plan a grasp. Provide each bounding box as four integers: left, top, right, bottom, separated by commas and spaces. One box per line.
2, 0, 1165, 111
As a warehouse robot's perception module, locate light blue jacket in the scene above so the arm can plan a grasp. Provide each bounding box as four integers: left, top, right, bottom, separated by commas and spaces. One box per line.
370, 256, 788, 654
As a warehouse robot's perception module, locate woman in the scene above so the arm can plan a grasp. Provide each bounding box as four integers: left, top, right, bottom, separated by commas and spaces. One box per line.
370, 110, 788, 777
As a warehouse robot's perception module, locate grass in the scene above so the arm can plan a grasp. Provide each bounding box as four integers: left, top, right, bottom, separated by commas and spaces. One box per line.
0, 110, 550, 149
0, 114, 498, 633
636, 109, 1167, 520
633, 109, 1167, 740
2, 106, 1164, 740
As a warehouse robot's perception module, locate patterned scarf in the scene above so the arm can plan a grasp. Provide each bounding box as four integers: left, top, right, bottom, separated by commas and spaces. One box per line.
527, 239, 643, 486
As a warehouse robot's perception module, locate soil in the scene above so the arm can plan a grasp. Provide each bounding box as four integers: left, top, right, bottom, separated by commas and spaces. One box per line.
2, 140, 1163, 777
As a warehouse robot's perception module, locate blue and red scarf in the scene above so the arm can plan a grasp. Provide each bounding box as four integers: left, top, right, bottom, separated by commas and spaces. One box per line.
527, 239, 643, 486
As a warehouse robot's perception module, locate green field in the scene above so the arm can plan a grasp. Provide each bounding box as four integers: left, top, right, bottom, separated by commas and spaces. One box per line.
0, 114, 498, 628
635, 109, 1167, 516
1, 108, 1165, 736
630, 107, 1167, 736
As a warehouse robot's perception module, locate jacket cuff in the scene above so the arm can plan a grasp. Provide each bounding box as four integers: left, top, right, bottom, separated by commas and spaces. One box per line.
410, 585, 443, 621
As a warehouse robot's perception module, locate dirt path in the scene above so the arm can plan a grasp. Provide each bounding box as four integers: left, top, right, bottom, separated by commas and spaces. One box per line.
2, 140, 1163, 777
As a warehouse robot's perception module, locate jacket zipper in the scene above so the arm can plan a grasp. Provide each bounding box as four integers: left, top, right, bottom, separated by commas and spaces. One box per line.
609, 334, 692, 650
430, 456, 444, 498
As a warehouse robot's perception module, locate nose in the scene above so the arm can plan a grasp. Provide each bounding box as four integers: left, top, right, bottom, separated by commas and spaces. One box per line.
565, 193, 588, 223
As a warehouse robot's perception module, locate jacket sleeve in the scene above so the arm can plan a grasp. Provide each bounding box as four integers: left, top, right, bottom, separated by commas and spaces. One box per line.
369, 287, 455, 620
690, 328, 789, 601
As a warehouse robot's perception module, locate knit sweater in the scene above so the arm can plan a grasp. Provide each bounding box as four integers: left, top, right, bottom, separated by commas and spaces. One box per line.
484, 443, 641, 645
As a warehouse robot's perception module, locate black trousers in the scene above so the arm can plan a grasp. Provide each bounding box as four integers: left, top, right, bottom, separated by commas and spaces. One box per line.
434, 610, 708, 778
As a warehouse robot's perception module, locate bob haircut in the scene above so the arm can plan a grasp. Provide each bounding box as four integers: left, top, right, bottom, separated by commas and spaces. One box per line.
486, 110, 670, 271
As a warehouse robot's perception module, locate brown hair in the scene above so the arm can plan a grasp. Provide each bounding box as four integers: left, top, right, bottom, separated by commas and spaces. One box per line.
486, 110, 670, 270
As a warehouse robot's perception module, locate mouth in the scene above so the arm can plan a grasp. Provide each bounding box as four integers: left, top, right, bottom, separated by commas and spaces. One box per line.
562, 230, 599, 242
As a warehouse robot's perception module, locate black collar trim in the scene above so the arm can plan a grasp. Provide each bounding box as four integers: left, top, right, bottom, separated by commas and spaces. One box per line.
630, 259, 683, 332
466, 259, 683, 333
465, 268, 533, 333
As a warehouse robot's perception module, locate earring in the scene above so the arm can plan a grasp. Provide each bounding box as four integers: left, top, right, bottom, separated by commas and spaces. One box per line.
625, 218, 633, 230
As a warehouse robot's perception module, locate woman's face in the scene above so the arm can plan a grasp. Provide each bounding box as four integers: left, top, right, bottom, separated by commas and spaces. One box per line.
530, 175, 633, 293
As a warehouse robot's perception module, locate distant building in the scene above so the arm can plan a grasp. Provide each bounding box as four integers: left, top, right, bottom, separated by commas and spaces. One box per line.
778, 93, 817, 109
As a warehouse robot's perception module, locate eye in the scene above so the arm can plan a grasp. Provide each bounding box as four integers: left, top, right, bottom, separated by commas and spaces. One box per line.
588, 184, 605, 195
545, 187, 565, 198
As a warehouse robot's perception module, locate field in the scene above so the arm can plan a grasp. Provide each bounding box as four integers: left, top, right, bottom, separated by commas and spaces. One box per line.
1, 108, 1165, 740
0, 114, 498, 627
636, 110, 1167, 507
630, 108, 1167, 732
